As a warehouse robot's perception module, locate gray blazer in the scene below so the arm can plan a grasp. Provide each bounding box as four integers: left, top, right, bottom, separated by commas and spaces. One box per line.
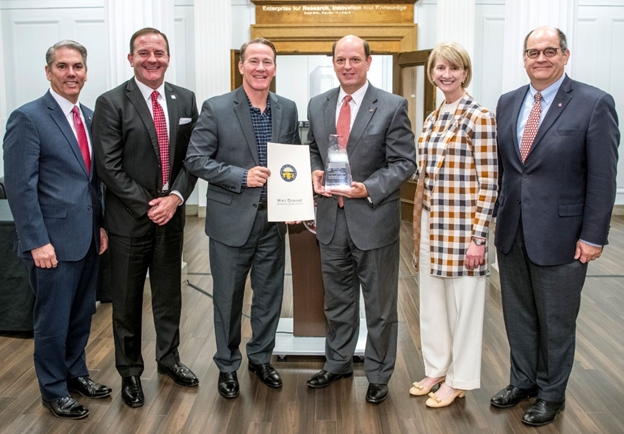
185, 86, 301, 247
307, 84, 416, 251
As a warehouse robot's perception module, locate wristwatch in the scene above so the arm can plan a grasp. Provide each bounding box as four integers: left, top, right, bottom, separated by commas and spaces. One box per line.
472, 237, 486, 246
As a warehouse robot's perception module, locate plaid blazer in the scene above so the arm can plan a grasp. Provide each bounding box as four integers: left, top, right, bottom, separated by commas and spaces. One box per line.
415, 94, 498, 277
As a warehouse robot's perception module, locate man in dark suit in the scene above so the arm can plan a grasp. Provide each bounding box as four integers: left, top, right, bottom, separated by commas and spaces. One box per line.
491, 27, 619, 426
92, 28, 199, 408
185, 38, 300, 399
306, 35, 416, 404
3, 40, 111, 419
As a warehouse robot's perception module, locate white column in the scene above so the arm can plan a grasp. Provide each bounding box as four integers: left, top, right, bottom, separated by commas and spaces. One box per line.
501, 0, 578, 93
193, 0, 232, 211
435, 0, 476, 101
104, 0, 177, 88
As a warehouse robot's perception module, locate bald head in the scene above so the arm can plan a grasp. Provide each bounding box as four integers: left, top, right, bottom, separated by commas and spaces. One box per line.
332, 35, 370, 59
523, 26, 568, 53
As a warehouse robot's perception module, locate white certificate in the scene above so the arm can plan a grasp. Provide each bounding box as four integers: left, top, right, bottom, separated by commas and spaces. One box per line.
267, 142, 315, 222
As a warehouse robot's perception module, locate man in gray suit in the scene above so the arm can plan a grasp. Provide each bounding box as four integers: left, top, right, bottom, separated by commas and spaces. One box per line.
185, 38, 300, 399
306, 35, 416, 403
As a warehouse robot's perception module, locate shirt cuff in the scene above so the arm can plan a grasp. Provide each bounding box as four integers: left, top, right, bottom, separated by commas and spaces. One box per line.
170, 190, 184, 206
580, 239, 601, 248
243, 170, 248, 188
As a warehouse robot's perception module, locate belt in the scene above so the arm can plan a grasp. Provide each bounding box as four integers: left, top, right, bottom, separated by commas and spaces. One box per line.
257, 203, 267, 210
157, 189, 170, 197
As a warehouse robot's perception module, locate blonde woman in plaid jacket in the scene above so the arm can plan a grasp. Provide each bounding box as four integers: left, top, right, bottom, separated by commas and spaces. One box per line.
409, 42, 498, 408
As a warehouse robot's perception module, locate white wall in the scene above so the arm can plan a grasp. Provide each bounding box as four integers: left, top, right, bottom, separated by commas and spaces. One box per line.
1, 0, 623, 204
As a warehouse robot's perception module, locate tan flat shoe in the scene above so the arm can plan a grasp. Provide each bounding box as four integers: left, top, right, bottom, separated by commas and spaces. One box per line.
409, 377, 445, 396
425, 389, 466, 408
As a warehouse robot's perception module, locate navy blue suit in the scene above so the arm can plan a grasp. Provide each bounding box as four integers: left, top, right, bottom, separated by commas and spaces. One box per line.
3, 91, 102, 400
495, 75, 619, 401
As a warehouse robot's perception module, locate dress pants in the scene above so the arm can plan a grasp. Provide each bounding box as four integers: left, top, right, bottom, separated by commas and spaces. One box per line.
419, 211, 486, 390
319, 207, 399, 385
108, 224, 183, 377
24, 239, 98, 400
498, 220, 587, 402
210, 209, 285, 372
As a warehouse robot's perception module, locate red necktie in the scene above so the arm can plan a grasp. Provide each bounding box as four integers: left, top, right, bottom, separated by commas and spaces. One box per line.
151, 91, 170, 186
71, 106, 91, 175
335, 95, 352, 207
520, 92, 542, 163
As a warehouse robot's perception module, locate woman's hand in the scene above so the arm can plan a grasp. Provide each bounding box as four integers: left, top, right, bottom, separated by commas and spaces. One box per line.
464, 239, 486, 270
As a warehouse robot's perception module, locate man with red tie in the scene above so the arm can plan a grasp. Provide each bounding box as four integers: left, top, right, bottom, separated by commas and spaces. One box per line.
306, 35, 416, 403
92, 28, 199, 408
491, 27, 619, 426
4, 40, 111, 419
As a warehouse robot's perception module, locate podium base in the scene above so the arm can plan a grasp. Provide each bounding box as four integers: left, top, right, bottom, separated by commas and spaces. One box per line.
273, 318, 367, 359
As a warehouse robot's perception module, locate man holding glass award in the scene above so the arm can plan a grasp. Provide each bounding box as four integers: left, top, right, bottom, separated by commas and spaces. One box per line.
306, 35, 416, 403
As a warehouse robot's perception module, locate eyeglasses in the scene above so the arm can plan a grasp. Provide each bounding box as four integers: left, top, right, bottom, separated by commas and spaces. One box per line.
524, 47, 561, 59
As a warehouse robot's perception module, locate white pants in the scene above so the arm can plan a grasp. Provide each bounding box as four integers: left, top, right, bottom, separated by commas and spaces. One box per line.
418, 211, 486, 390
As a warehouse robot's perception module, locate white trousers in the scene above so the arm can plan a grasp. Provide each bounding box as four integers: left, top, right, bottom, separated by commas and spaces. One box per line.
418, 211, 486, 390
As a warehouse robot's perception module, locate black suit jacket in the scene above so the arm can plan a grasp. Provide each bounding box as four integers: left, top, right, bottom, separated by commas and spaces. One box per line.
92, 78, 198, 237
495, 75, 619, 266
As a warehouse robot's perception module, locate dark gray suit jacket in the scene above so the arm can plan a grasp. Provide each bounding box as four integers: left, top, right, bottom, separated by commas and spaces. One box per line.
3, 91, 102, 260
495, 74, 620, 265
185, 86, 301, 247
307, 84, 416, 251
92, 78, 198, 237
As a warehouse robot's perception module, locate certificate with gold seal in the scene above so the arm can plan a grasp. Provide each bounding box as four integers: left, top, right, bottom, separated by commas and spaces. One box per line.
267, 142, 315, 222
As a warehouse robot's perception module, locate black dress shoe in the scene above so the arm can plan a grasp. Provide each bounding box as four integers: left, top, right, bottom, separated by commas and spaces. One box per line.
42, 395, 89, 419
121, 376, 144, 408
218, 371, 239, 399
248, 361, 282, 388
522, 398, 565, 426
157, 362, 199, 387
68, 376, 112, 399
491, 384, 539, 408
306, 369, 353, 389
366, 383, 388, 404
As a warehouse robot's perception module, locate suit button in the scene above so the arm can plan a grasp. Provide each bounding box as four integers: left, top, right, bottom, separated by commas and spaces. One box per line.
87, 205, 92, 211
517, 200, 521, 204
253, 204, 258, 208
522, 173, 528, 178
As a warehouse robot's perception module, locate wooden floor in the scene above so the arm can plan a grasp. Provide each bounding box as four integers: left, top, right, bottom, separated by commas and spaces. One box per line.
1, 216, 624, 434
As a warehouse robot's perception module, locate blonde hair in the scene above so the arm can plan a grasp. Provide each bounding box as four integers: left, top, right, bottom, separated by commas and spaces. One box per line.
426, 42, 472, 88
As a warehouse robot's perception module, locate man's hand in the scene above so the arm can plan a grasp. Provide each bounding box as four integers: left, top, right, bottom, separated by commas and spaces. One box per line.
312, 170, 331, 197
574, 240, 602, 263
99, 228, 108, 255
148, 195, 182, 226
32, 243, 57, 268
327, 182, 369, 199
247, 166, 271, 187
464, 240, 486, 270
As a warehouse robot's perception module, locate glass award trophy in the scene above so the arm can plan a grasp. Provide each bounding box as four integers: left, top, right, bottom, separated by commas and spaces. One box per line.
324, 134, 352, 190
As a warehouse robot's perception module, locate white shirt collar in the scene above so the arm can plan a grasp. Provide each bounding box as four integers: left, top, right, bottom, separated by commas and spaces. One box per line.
134, 76, 166, 102
49, 88, 80, 116
338, 80, 369, 107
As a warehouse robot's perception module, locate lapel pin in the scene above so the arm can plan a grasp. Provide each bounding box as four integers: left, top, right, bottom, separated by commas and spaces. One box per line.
369, 109, 373, 113
171, 95, 177, 99
558, 103, 562, 107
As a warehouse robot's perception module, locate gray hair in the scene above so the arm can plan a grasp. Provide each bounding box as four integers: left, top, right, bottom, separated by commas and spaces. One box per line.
46, 40, 88, 68
523, 27, 568, 52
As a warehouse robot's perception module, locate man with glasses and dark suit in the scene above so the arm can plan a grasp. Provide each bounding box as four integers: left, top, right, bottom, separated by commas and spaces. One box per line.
491, 26, 619, 426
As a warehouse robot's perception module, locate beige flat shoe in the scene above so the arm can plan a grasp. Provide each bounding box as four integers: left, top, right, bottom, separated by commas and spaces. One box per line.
409, 377, 446, 396
425, 389, 466, 408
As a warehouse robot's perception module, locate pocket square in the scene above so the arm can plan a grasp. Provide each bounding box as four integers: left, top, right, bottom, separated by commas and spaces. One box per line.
179, 117, 192, 125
